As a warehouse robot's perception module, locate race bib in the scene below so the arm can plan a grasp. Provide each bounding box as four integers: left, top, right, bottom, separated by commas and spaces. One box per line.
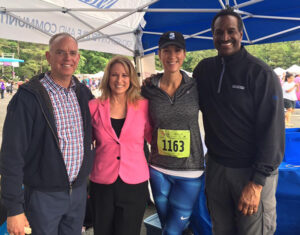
157, 129, 190, 158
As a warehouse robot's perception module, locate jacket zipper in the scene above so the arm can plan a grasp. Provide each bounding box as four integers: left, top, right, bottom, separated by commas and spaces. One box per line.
156, 80, 192, 105
69, 184, 73, 195
217, 57, 225, 93
156, 80, 174, 104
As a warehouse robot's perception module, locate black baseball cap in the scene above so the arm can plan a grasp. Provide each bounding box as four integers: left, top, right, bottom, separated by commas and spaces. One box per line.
158, 31, 186, 49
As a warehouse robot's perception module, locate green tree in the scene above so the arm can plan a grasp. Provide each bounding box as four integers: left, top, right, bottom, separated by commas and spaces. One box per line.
78, 50, 113, 74
183, 49, 217, 72
1, 38, 300, 80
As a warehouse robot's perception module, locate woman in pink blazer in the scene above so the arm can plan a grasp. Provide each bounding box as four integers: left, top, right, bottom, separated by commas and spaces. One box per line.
88, 56, 152, 235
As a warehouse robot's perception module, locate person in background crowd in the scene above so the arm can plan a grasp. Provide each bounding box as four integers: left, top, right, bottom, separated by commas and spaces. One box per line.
282, 72, 299, 126
85, 77, 90, 88
0, 32, 94, 235
94, 78, 101, 88
5, 81, 13, 95
89, 56, 152, 235
0, 80, 5, 99
5, 81, 10, 93
82, 78, 88, 86
9, 81, 14, 94
294, 73, 300, 101
142, 31, 205, 235
193, 8, 285, 235
278, 71, 285, 86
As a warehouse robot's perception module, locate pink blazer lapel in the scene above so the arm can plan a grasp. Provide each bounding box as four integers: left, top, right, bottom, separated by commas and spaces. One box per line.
99, 99, 119, 141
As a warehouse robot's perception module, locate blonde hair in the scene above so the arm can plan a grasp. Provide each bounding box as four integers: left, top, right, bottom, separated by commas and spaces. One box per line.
99, 56, 142, 105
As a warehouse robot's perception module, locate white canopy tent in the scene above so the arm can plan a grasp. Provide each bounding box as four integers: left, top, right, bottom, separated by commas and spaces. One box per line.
273, 67, 286, 76
287, 65, 300, 75
0, 0, 155, 56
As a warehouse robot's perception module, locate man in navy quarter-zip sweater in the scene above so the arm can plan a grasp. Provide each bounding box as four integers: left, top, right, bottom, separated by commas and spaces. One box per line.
0, 33, 94, 235
193, 8, 284, 235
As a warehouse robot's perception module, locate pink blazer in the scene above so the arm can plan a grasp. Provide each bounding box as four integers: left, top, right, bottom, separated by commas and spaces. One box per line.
89, 98, 152, 184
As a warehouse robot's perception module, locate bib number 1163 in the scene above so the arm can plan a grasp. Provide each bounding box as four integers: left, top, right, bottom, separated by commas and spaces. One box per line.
157, 129, 190, 158
162, 140, 184, 152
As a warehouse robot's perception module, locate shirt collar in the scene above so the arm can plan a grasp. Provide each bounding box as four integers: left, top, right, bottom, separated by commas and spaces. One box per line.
152, 70, 189, 88
218, 45, 246, 64
44, 72, 76, 93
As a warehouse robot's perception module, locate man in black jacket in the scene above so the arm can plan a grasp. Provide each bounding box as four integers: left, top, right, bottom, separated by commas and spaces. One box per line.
0, 33, 94, 235
193, 9, 285, 235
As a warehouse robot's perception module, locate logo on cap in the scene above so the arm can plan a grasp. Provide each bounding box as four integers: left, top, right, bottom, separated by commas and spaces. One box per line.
169, 32, 175, 40
159, 31, 186, 49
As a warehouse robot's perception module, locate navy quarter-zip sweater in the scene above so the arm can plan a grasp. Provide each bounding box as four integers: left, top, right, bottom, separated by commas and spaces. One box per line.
193, 46, 285, 186
0, 73, 94, 216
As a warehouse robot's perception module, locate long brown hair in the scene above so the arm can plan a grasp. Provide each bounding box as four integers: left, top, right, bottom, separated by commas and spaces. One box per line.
99, 56, 142, 105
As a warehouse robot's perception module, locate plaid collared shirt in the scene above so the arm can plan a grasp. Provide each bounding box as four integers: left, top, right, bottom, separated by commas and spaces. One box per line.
41, 73, 84, 183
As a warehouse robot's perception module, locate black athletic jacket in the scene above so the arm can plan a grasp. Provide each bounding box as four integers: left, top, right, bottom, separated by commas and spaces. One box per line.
193, 46, 285, 186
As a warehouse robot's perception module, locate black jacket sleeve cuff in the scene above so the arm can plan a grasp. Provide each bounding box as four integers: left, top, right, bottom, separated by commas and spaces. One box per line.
251, 171, 266, 186
7, 204, 24, 217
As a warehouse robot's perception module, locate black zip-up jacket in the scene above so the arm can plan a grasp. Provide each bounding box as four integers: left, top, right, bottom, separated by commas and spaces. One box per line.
0, 73, 94, 216
193, 46, 285, 186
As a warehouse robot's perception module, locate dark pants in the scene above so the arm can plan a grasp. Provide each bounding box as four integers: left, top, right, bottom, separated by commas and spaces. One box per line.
0, 90, 4, 99
205, 156, 278, 235
90, 177, 148, 235
24, 182, 87, 235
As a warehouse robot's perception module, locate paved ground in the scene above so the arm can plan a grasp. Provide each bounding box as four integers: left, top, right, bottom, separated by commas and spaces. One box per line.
1, 91, 299, 235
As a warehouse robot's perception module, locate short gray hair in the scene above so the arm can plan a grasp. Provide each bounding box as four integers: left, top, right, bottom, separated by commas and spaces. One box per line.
49, 33, 78, 48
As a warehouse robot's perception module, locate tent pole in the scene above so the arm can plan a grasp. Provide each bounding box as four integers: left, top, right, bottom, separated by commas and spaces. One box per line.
134, 28, 144, 83
77, 0, 159, 41
218, 0, 226, 9
79, 31, 136, 41
234, 0, 264, 9
67, 11, 134, 53
251, 26, 300, 43
252, 15, 300, 21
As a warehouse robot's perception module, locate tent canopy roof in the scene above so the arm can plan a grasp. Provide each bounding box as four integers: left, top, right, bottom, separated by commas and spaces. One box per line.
287, 65, 300, 75
274, 67, 286, 76
142, 0, 300, 54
